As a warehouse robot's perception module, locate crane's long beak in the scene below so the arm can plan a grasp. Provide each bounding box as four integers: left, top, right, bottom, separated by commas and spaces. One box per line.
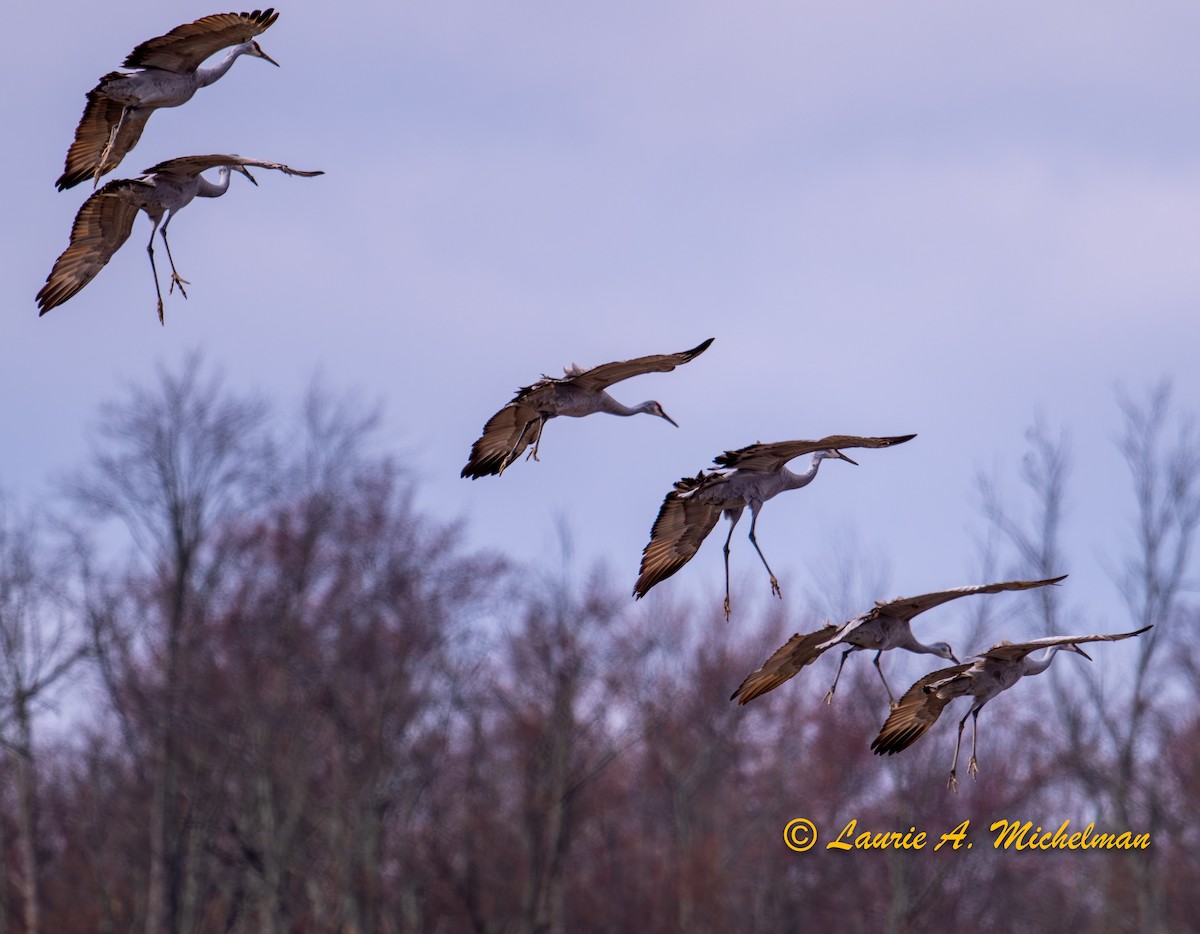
253, 42, 280, 67
235, 165, 259, 186
1071, 644, 1093, 661
834, 449, 859, 466
949, 652, 961, 664
660, 410, 679, 428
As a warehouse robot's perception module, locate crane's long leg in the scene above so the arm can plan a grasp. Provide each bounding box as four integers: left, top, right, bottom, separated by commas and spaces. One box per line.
159, 215, 190, 299
95, 107, 130, 188
966, 709, 982, 780
145, 219, 167, 325
823, 648, 855, 705
746, 506, 781, 600
947, 705, 973, 795
499, 419, 537, 475
872, 651, 898, 708
721, 507, 744, 620
526, 416, 549, 461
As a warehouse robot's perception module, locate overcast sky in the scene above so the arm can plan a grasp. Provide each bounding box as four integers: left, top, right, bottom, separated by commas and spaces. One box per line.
4, 2, 1198, 640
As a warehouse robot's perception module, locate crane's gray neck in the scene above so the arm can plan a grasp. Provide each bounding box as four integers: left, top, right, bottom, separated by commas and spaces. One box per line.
1025, 645, 1068, 677
195, 43, 253, 88
781, 452, 824, 491
196, 166, 233, 199
900, 633, 945, 657
599, 395, 651, 417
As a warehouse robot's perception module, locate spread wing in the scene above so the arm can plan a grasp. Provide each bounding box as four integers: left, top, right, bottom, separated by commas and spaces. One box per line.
142, 154, 324, 180
869, 575, 1068, 625
37, 181, 143, 314
977, 626, 1152, 666
123, 9, 279, 72
461, 401, 543, 478
633, 474, 724, 598
566, 338, 713, 392
56, 75, 153, 191
870, 662, 972, 756
714, 434, 917, 472
730, 624, 840, 705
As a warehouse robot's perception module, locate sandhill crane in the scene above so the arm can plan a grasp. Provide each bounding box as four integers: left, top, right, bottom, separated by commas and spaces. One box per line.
870, 626, 1152, 792
37, 154, 323, 323
633, 434, 915, 619
461, 339, 713, 479
56, 9, 280, 190
731, 575, 1067, 707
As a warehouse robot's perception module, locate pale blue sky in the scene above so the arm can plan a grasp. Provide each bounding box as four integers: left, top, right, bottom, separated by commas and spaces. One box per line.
4, 2, 1198, 639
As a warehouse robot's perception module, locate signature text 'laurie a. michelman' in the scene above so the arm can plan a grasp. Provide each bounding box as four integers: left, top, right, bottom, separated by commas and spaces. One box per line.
822, 818, 1150, 852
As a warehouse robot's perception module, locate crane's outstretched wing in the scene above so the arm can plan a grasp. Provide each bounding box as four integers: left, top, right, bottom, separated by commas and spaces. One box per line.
976, 626, 1151, 666
862, 576, 1068, 627
714, 434, 916, 473
633, 473, 724, 599
142, 154, 324, 180
461, 401, 543, 478
730, 624, 840, 705
123, 9, 279, 72
56, 75, 153, 191
37, 181, 144, 314
566, 338, 713, 393
870, 662, 972, 756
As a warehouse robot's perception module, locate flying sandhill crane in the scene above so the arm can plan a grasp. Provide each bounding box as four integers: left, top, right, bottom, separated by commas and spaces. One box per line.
461, 339, 714, 479
633, 434, 915, 619
56, 9, 280, 191
731, 575, 1067, 707
37, 154, 323, 323
871, 625, 1152, 792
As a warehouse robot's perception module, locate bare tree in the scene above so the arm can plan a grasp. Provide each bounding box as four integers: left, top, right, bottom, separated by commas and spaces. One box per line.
63, 354, 266, 934
491, 553, 632, 934
0, 497, 86, 934
977, 383, 1200, 933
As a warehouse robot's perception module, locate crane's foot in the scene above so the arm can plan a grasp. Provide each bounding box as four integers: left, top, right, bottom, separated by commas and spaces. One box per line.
947, 771, 959, 795
169, 273, 190, 298
967, 756, 979, 781
823, 688, 835, 706
769, 576, 782, 599
723, 595, 731, 621
156, 297, 165, 326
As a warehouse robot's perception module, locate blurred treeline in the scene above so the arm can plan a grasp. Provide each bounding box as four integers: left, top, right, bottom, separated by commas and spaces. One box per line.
1, 359, 1197, 934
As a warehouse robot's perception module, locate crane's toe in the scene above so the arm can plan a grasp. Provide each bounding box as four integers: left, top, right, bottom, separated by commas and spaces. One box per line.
169, 273, 190, 298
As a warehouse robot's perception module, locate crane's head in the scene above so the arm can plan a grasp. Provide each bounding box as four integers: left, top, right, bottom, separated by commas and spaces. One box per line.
248, 40, 280, 67
1066, 643, 1093, 661
816, 449, 858, 466
930, 642, 959, 663
642, 401, 679, 427
232, 164, 259, 187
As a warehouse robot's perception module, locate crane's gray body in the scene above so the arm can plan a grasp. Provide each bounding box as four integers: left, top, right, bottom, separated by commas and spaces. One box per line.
872, 626, 1151, 790
96, 45, 252, 110
38, 155, 323, 321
